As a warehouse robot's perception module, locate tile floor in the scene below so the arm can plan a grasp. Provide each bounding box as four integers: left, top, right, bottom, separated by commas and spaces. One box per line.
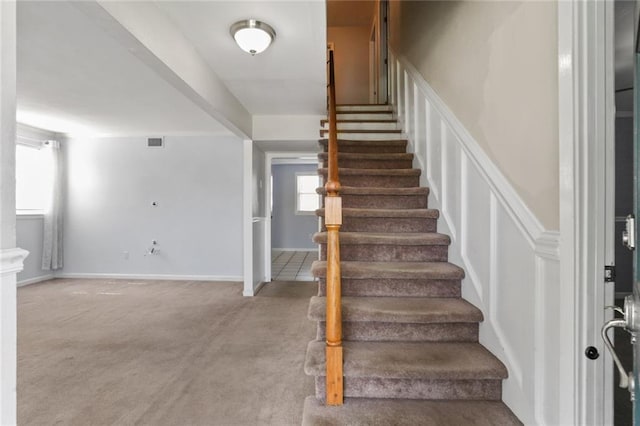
271, 250, 317, 281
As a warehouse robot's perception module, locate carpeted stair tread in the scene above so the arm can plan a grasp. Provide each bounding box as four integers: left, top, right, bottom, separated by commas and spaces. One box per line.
305, 341, 508, 380
336, 104, 393, 111
308, 296, 483, 323
313, 232, 450, 246
311, 260, 465, 280
302, 396, 523, 426
319, 138, 408, 146
320, 119, 398, 124
317, 186, 429, 196
320, 129, 403, 136
318, 167, 421, 177
318, 152, 414, 160
316, 207, 439, 219
304, 107, 516, 419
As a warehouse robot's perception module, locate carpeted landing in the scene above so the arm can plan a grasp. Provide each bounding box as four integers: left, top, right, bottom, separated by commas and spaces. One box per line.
303, 104, 522, 425
18, 278, 316, 425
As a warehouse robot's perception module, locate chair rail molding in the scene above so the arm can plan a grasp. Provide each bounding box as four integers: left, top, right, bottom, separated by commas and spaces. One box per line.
389, 48, 561, 425
0, 248, 29, 276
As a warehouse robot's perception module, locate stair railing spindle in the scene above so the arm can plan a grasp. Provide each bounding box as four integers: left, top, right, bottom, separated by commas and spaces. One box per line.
324, 49, 343, 406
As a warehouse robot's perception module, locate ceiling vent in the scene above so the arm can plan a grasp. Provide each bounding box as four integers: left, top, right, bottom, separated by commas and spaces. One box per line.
147, 137, 164, 148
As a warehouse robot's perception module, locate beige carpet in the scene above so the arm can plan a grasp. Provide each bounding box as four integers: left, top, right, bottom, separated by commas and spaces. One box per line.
18, 278, 316, 426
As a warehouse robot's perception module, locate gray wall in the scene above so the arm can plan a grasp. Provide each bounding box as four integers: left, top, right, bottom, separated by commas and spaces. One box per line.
252, 144, 266, 218
61, 135, 244, 279
271, 164, 318, 250
16, 216, 50, 284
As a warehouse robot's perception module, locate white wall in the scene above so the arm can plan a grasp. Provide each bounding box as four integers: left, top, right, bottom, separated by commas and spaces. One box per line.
251, 143, 268, 293
0, 3, 22, 424
60, 135, 244, 280
271, 164, 317, 250
390, 51, 560, 425
15, 123, 62, 286
252, 115, 325, 142
16, 216, 52, 285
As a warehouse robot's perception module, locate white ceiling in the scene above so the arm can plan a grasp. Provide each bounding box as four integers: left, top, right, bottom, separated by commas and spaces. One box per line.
17, 1, 231, 137
16, 1, 327, 137
156, 1, 326, 115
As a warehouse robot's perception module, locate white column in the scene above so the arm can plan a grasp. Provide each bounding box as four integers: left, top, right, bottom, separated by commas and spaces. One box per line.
242, 139, 254, 296
0, 2, 26, 425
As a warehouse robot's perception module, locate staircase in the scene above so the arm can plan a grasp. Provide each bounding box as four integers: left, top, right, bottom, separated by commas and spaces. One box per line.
302, 104, 522, 425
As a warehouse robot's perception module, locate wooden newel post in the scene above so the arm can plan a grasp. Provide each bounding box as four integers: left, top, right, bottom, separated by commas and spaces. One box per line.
324, 194, 342, 405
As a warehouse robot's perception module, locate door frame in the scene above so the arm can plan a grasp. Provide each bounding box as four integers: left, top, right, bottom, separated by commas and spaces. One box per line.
558, 0, 615, 424
263, 152, 319, 282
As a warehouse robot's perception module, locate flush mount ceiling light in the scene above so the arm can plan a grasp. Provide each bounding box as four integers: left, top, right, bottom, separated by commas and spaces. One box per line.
230, 19, 276, 55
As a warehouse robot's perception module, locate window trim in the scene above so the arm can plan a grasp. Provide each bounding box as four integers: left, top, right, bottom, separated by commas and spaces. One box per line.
295, 172, 320, 215
15, 141, 48, 215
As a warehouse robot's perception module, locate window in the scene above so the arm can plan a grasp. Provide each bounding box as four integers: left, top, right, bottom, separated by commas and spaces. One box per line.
296, 173, 320, 214
16, 143, 51, 214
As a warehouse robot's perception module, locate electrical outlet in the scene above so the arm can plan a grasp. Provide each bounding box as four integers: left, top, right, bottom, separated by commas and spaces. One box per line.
123, 251, 129, 260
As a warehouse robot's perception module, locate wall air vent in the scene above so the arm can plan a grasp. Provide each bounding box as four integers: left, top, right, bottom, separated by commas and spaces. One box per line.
147, 137, 164, 148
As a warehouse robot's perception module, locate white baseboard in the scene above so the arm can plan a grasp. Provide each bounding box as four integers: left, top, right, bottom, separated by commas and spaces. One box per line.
55, 273, 242, 282
244, 280, 268, 297
17, 274, 55, 287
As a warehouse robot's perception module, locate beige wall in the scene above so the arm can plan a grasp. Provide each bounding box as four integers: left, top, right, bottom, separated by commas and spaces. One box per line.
328, 26, 371, 104
389, 1, 559, 229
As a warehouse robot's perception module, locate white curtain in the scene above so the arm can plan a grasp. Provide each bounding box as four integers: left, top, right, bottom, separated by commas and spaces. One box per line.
42, 140, 63, 270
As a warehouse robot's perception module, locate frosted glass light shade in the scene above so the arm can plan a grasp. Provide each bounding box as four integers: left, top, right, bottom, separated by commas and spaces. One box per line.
230, 20, 276, 55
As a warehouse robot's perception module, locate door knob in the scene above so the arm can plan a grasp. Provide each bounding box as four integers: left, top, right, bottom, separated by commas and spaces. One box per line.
601, 296, 640, 398
601, 316, 632, 389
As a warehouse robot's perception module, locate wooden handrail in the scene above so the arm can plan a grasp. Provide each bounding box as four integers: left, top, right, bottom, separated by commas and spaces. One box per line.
324, 49, 343, 406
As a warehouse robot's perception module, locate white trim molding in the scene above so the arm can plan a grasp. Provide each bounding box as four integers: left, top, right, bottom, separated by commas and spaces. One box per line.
55, 273, 242, 282
389, 49, 561, 425
0, 248, 29, 276
17, 274, 55, 287
558, 0, 615, 425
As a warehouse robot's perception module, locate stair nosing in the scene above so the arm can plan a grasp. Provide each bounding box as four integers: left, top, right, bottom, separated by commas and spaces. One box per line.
318, 168, 421, 176
319, 138, 408, 144
316, 207, 439, 219
305, 340, 508, 380
313, 232, 450, 246
310, 260, 465, 280
316, 186, 429, 195
308, 296, 484, 323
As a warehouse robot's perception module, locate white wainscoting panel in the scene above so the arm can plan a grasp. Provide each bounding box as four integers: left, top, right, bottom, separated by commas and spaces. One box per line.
389, 50, 561, 425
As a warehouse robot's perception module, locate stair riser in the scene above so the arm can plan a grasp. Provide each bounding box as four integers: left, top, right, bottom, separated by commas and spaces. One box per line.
323, 122, 400, 131
319, 244, 448, 262
322, 194, 428, 209
321, 174, 420, 188
316, 322, 478, 343
321, 217, 436, 233
317, 278, 461, 298
337, 113, 394, 120
337, 105, 393, 112
326, 132, 406, 141
314, 377, 502, 401
320, 142, 407, 154
320, 158, 414, 169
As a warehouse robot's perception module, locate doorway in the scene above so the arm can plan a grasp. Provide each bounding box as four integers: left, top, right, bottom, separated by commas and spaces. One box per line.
262, 153, 319, 282
612, 1, 635, 424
